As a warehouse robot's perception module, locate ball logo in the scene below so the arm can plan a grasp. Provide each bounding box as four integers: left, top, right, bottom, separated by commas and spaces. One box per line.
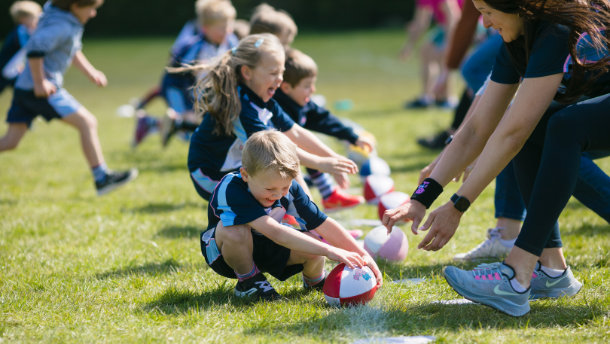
352, 269, 372, 281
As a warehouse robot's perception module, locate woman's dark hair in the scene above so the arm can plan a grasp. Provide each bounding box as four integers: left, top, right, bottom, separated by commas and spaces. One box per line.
52, 0, 98, 11
485, 0, 610, 103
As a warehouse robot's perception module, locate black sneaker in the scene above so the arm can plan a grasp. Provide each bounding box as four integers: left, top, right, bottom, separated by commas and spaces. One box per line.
234, 273, 281, 301
95, 168, 138, 196
416, 130, 450, 150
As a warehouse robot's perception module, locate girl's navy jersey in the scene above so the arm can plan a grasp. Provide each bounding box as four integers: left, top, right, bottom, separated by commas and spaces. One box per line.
491, 21, 609, 97
188, 85, 296, 182
273, 88, 359, 144
207, 172, 328, 232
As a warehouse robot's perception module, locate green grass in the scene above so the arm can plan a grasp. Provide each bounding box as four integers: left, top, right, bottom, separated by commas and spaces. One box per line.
1, 29, 609, 343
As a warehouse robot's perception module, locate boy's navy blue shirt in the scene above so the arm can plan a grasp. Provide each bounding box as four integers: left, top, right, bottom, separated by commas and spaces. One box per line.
188, 84, 296, 182
0, 25, 30, 92
207, 172, 328, 232
274, 88, 359, 144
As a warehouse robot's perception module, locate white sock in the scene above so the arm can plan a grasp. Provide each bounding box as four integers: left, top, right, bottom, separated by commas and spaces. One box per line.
498, 238, 516, 248
510, 278, 527, 292
541, 265, 565, 277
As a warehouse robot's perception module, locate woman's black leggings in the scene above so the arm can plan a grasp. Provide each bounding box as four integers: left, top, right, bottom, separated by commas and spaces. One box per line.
513, 93, 610, 256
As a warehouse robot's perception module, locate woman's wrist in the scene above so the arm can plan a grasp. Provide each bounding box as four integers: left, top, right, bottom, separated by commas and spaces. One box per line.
410, 178, 443, 209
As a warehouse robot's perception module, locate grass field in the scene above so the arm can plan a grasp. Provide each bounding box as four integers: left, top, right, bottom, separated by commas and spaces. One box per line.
1, 30, 609, 343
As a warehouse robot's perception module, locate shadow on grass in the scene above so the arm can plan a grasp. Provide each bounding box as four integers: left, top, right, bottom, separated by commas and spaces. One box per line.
242, 301, 604, 341
155, 225, 203, 239
96, 259, 182, 279
123, 201, 203, 214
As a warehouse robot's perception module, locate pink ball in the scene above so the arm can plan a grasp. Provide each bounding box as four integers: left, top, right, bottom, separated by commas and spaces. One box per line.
377, 191, 410, 221
363, 175, 394, 204
364, 225, 408, 262
323, 263, 378, 307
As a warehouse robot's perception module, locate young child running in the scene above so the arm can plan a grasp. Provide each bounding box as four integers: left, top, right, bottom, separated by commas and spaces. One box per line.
131, 0, 239, 148
0, 1, 42, 95
274, 49, 373, 211
0, 0, 137, 196
202, 130, 382, 300
187, 33, 358, 201
248, 3, 298, 49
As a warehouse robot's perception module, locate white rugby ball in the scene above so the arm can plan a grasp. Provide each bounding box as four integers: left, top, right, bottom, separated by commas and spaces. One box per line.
363, 175, 395, 204
360, 156, 391, 178
364, 225, 408, 262
377, 191, 410, 221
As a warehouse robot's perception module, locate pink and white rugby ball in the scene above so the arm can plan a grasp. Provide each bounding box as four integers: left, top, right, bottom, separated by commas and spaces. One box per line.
323, 263, 378, 307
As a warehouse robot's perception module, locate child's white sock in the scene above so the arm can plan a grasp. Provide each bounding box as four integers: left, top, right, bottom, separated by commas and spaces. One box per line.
499, 237, 516, 248
303, 271, 326, 287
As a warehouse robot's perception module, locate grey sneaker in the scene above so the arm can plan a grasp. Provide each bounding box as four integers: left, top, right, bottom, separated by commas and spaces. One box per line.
234, 273, 281, 301
95, 169, 138, 196
530, 262, 582, 299
453, 227, 512, 261
443, 262, 530, 317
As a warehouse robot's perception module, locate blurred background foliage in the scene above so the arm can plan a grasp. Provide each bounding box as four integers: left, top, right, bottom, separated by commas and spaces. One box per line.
0, 0, 416, 37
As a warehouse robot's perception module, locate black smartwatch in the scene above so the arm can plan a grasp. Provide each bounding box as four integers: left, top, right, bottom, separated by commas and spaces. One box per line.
450, 193, 471, 212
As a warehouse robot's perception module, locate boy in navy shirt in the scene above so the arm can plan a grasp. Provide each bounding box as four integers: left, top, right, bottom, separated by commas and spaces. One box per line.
202, 130, 381, 301
274, 49, 375, 211
0, 1, 41, 94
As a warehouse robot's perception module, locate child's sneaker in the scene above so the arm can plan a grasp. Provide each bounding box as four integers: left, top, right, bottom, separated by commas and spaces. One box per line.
530, 262, 582, 299
453, 228, 512, 261
443, 262, 530, 317
322, 189, 364, 212
132, 114, 158, 148
160, 111, 177, 147
95, 169, 138, 196
234, 273, 281, 301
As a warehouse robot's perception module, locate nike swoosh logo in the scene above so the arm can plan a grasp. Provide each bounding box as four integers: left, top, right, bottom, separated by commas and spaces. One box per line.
545, 276, 565, 287
493, 284, 518, 296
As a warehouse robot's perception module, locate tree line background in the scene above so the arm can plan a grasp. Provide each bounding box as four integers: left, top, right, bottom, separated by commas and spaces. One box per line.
1, 0, 416, 37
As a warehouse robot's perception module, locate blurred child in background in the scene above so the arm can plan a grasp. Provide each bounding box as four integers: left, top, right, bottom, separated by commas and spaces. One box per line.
0, 1, 42, 95
248, 3, 297, 49
0, 0, 137, 196
131, 0, 239, 148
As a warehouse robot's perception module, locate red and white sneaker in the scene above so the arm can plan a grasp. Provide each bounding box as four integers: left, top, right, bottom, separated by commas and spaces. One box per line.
322, 189, 364, 212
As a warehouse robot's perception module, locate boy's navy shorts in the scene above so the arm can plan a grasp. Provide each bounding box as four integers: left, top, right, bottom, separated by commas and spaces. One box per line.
200, 226, 304, 281
7, 88, 81, 127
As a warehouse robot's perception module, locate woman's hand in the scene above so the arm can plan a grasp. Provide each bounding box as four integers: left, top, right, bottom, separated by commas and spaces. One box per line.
416, 202, 462, 251
382, 200, 427, 235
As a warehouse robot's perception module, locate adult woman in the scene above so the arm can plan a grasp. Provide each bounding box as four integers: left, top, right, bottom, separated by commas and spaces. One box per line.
384, 0, 609, 316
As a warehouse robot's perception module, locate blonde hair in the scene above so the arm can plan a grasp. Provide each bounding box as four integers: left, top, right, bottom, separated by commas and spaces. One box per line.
283, 48, 318, 87
242, 130, 299, 179
249, 3, 297, 47
175, 33, 284, 136
9, 1, 42, 22
195, 0, 236, 26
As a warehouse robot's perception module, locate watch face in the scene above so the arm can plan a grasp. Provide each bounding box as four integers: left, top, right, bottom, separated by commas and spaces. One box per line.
451, 194, 470, 212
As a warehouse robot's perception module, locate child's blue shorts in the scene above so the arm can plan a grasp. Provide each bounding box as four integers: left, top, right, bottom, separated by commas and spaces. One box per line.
7, 88, 82, 127
200, 226, 304, 281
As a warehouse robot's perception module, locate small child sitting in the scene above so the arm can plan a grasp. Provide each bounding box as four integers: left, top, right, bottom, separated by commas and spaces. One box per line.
274, 48, 376, 211
201, 130, 382, 301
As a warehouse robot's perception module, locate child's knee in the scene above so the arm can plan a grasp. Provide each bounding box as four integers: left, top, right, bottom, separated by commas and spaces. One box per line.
217, 224, 252, 247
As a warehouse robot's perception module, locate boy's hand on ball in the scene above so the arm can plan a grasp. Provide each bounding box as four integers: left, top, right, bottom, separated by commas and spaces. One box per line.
355, 137, 375, 153
327, 247, 364, 269
362, 254, 383, 287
